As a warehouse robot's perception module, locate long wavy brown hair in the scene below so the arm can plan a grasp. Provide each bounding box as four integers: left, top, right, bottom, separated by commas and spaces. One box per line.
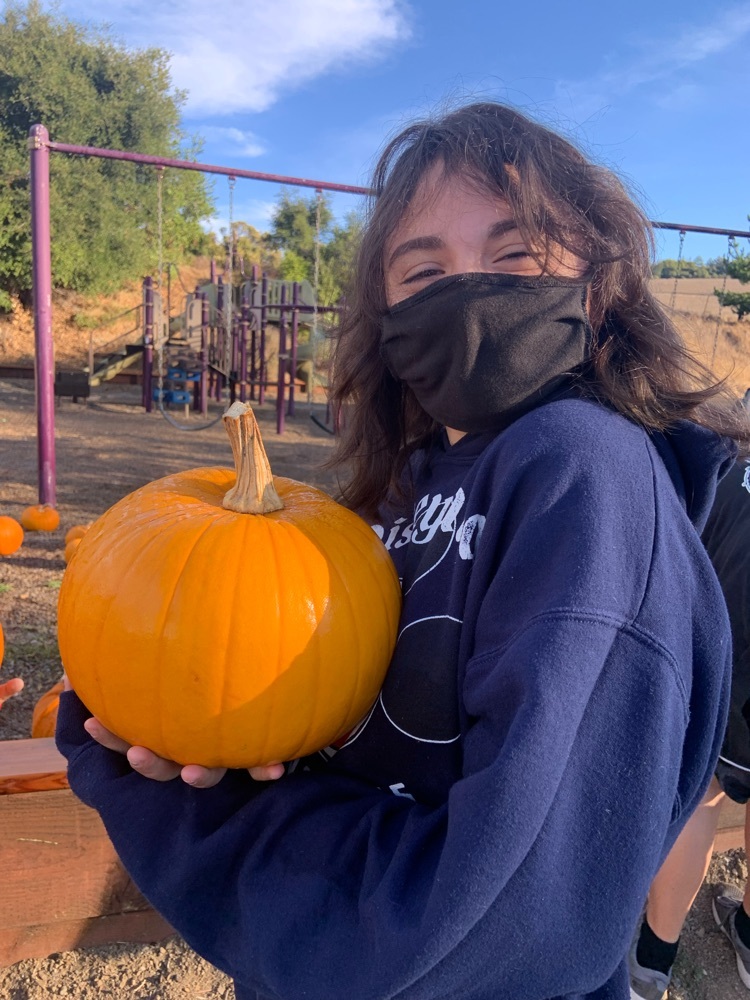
328, 101, 749, 516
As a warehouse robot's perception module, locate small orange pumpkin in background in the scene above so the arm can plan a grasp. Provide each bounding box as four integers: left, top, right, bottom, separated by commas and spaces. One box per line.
0, 516, 24, 556
63, 538, 81, 564
31, 678, 65, 738
20, 504, 60, 532
58, 402, 401, 769
64, 524, 90, 545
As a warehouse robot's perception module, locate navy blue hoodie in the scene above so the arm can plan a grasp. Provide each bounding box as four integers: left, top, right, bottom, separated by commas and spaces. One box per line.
57, 397, 734, 1000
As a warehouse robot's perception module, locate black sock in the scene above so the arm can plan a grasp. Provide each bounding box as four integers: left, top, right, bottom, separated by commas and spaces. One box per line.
635, 916, 680, 975
734, 902, 750, 949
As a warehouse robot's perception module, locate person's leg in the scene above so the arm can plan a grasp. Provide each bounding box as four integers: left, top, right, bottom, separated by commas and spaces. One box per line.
744, 802, 750, 915
711, 802, 750, 990
646, 776, 726, 942
630, 777, 726, 999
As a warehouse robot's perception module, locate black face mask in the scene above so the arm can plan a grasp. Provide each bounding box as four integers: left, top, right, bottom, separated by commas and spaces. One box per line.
381, 272, 592, 433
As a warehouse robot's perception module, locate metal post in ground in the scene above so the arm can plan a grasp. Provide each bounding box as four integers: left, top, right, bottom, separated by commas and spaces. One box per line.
259, 273, 268, 406
288, 283, 299, 418
239, 291, 249, 404
277, 284, 287, 434
200, 292, 209, 416
28, 125, 56, 505
143, 276, 154, 412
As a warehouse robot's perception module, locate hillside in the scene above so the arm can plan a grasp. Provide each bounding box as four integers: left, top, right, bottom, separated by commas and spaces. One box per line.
0, 259, 213, 368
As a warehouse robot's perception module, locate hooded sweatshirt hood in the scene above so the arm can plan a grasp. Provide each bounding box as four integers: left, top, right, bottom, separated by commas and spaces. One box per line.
650, 420, 737, 532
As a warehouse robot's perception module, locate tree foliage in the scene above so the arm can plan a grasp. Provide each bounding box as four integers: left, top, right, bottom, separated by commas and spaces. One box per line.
0, 1, 213, 308
266, 192, 362, 305
215, 221, 283, 279
651, 256, 728, 278
715, 234, 750, 321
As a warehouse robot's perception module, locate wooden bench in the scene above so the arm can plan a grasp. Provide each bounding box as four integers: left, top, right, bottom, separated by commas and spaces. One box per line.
0, 738, 173, 966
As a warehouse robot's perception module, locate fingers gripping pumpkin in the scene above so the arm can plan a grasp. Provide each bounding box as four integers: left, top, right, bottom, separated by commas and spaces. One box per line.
57, 403, 401, 769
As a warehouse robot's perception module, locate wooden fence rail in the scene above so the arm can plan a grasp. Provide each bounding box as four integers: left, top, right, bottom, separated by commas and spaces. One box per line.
0, 738, 172, 967
0, 736, 745, 967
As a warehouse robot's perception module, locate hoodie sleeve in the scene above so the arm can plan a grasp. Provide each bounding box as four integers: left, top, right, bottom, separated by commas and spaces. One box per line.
56, 413, 729, 1000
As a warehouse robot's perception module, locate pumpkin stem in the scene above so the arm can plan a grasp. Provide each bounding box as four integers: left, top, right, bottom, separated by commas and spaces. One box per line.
222, 402, 284, 514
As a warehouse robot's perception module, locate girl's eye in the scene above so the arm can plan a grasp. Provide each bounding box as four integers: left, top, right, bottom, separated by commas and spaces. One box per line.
496, 251, 532, 263
403, 267, 442, 284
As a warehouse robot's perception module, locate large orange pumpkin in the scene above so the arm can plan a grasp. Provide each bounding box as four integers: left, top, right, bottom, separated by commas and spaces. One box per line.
58, 402, 401, 768
0, 516, 24, 555
31, 678, 64, 738
20, 504, 60, 532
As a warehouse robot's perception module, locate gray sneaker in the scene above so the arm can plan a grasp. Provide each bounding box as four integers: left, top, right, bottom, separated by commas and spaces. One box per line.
628, 930, 671, 1000
712, 882, 750, 989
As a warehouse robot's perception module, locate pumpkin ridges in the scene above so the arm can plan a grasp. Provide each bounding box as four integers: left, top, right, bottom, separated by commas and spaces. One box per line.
58, 405, 401, 769
151, 515, 219, 759
64, 494, 399, 766
61, 513, 200, 738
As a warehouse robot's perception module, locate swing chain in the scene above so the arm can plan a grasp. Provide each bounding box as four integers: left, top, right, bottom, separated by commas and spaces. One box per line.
156, 167, 166, 408
669, 230, 686, 311
712, 236, 737, 367
309, 187, 323, 406
156, 168, 165, 293
226, 176, 236, 338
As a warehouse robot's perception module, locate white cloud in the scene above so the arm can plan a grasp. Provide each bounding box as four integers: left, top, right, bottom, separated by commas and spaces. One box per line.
66, 0, 412, 115
555, 2, 750, 120
199, 126, 267, 158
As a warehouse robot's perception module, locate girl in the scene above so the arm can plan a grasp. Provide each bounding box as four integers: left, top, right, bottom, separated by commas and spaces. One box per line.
57, 102, 748, 1000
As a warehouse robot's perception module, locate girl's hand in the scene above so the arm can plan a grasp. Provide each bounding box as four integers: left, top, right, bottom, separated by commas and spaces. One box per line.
64, 675, 285, 785
0, 675, 24, 707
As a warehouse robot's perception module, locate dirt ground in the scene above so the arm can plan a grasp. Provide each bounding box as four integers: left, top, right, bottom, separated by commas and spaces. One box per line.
1, 294, 750, 996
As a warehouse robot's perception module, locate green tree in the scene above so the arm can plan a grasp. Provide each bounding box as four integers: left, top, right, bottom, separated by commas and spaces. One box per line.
267, 192, 362, 306
650, 257, 724, 278
221, 221, 282, 278
715, 234, 750, 321
0, 1, 213, 308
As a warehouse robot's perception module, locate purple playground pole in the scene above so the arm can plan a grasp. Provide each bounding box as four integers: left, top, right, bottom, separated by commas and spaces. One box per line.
288, 283, 299, 418
259, 274, 268, 406
29, 125, 56, 506
143, 276, 154, 412
277, 284, 287, 435
239, 292, 249, 404
249, 266, 259, 402
200, 292, 209, 416
215, 276, 224, 403
210, 258, 217, 282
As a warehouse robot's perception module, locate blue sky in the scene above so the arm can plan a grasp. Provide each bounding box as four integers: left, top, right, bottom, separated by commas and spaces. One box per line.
57, 0, 750, 262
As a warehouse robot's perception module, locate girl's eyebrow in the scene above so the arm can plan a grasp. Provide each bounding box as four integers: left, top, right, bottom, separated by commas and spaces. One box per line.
387, 220, 520, 268
387, 235, 443, 268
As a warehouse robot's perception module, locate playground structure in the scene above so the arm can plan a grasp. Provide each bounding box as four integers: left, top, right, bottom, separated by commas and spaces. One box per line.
56, 266, 335, 433
26, 125, 750, 507
28, 124, 371, 507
